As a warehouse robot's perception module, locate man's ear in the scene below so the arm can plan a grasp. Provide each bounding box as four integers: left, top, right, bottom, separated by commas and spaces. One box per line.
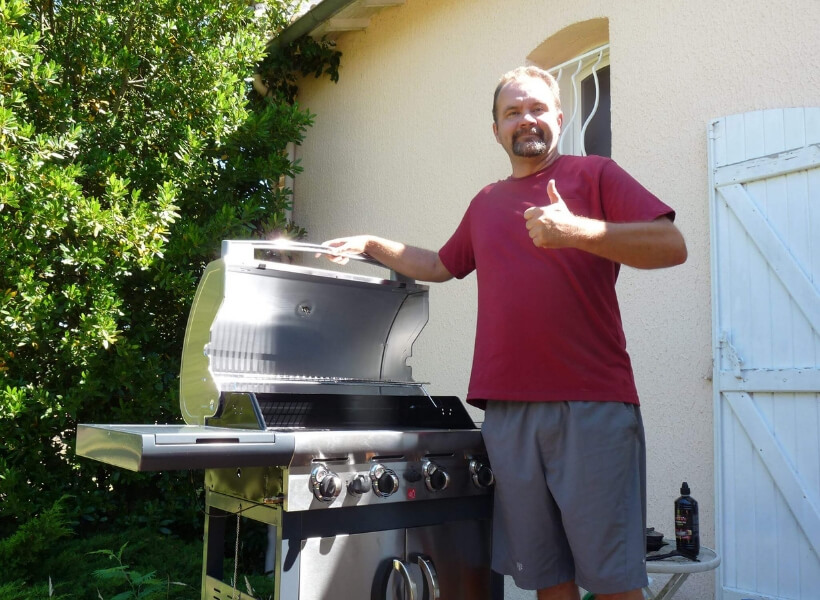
492, 121, 500, 144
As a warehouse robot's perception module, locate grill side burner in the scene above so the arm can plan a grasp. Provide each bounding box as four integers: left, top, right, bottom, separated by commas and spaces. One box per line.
77, 240, 501, 600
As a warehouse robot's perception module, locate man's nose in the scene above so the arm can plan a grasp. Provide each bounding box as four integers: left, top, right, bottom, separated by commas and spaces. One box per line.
520, 112, 537, 125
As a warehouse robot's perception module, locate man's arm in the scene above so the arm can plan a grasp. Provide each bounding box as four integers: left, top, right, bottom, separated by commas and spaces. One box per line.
523, 179, 688, 269
323, 235, 454, 282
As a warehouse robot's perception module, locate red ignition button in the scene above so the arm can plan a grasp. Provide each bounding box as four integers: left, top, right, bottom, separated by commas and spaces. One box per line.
407, 488, 417, 500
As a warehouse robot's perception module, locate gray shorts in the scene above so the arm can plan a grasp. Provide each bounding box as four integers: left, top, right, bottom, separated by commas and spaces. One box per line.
481, 401, 648, 594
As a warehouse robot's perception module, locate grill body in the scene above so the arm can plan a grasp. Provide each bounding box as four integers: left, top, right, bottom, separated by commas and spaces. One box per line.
77, 240, 501, 600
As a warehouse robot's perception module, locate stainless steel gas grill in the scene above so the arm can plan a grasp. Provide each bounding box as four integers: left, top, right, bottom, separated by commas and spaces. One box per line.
77, 240, 500, 600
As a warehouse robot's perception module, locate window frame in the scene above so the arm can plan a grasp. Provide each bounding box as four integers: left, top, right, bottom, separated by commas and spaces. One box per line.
548, 44, 611, 157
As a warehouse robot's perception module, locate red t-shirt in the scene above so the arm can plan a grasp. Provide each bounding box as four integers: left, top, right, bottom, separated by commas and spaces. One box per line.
438, 155, 675, 408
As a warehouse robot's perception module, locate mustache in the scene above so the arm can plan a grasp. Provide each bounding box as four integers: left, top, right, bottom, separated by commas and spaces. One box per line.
513, 126, 545, 142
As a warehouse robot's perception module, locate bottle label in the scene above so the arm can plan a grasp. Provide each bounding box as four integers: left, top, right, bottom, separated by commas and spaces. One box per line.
675, 509, 694, 541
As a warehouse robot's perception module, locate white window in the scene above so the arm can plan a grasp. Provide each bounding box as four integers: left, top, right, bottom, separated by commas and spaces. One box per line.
548, 44, 611, 157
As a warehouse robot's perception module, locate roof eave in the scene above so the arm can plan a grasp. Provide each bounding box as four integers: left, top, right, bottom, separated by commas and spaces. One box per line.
268, 0, 407, 49
267, 0, 360, 50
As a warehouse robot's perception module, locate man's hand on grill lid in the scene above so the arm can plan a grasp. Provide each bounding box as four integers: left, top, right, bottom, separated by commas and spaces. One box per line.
321, 236, 370, 265
321, 236, 454, 283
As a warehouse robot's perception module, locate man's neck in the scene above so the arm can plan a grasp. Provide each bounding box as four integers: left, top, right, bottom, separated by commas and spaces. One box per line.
509, 150, 561, 179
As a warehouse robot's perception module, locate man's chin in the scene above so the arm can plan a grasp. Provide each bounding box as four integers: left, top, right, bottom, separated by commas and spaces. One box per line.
512, 140, 548, 157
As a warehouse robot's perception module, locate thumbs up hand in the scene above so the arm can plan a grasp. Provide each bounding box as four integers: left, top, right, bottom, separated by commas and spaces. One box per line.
523, 179, 580, 249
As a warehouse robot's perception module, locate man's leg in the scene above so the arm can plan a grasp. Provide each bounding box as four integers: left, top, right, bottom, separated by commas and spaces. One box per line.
481, 403, 577, 591
536, 581, 581, 600
552, 403, 648, 596
595, 589, 644, 600
535, 584, 643, 599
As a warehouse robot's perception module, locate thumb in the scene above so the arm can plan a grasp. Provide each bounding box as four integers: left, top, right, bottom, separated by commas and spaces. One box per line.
523, 206, 542, 219
547, 179, 566, 207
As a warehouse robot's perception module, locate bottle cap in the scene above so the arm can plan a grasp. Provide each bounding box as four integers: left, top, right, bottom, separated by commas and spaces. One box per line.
680, 482, 690, 495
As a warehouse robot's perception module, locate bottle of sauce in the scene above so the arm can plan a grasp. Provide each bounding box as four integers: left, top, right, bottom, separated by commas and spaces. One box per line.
675, 481, 700, 558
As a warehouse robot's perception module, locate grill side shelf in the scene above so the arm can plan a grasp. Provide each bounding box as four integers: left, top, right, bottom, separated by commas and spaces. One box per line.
76, 424, 295, 472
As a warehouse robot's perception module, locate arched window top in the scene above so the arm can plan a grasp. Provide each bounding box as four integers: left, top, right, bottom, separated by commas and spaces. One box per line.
527, 18, 609, 71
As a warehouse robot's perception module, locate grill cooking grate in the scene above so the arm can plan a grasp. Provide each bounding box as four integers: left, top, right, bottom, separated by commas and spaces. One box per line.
260, 398, 312, 428
253, 393, 476, 431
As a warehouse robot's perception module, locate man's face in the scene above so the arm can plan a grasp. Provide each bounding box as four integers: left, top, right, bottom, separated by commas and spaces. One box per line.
492, 76, 563, 160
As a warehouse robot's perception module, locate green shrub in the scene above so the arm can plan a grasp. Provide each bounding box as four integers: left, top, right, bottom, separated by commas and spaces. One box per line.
0, 580, 70, 600
0, 496, 72, 578
0, 526, 202, 599
0, 0, 340, 538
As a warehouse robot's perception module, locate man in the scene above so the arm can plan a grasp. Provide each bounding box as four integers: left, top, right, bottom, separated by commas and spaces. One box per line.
323, 66, 687, 600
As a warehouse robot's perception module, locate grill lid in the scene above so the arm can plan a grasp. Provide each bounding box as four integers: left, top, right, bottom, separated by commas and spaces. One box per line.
180, 240, 431, 425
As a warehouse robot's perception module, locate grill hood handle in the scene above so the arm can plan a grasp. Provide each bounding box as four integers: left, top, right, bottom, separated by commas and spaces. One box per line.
224, 239, 379, 264
221, 239, 415, 283
266, 240, 381, 265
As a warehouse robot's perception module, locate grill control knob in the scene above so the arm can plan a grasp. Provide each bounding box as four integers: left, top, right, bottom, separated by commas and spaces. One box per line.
347, 474, 371, 496
310, 465, 341, 503
370, 464, 400, 498
469, 459, 495, 489
422, 460, 450, 493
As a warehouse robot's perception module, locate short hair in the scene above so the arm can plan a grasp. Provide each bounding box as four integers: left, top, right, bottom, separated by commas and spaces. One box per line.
492, 66, 562, 123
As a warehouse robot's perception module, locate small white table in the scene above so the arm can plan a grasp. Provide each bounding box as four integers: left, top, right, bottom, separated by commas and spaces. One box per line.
644, 540, 720, 600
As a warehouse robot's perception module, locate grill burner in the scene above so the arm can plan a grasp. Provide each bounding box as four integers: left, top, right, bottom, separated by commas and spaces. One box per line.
77, 240, 500, 599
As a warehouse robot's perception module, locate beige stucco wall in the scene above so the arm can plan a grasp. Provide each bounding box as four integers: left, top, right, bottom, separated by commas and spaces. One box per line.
291, 1, 820, 598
